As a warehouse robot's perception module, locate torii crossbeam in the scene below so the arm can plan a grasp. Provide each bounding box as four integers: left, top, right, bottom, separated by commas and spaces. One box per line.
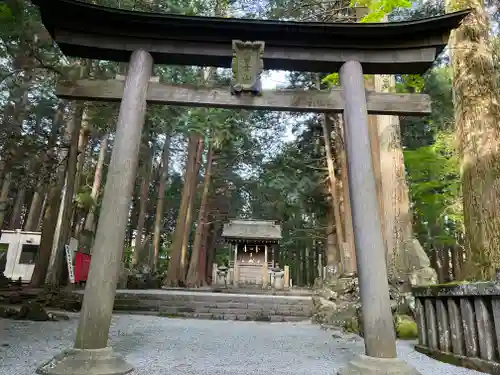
56, 79, 432, 115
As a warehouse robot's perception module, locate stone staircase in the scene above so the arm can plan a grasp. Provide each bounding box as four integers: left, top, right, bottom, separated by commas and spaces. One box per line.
112, 290, 312, 322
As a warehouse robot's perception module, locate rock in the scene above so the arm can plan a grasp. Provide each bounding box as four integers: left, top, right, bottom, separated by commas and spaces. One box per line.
409, 267, 438, 287
48, 312, 70, 321
396, 238, 437, 288
312, 275, 360, 327
35, 287, 82, 312
9, 292, 22, 304
400, 239, 431, 270
127, 267, 163, 289
0, 273, 11, 288
17, 301, 50, 321
0, 306, 18, 318
0, 301, 69, 321
312, 296, 338, 324
117, 265, 131, 289
388, 283, 416, 316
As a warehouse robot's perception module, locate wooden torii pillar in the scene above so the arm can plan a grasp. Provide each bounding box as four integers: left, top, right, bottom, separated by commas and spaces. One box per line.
30, 1, 469, 374
339, 60, 400, 366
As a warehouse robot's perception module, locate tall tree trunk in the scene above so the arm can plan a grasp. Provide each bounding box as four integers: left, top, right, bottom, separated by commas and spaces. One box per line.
0, 174, 12, 228
74, 114, 91, 192
0, 19, 34, 199
179, 137, 204, 283
322, 114, 346, 274
446, 0, 500, 280
186, 141, 214, 287
375, 74, 414, 281
45, 102, 84, 286
364, 75, 386, 255
325, 205, 339, 275
45, 61, 90, 286
84, 134, 108, 233
71, 114, 92, 238
24, 190, 44, 231
36, 195, 47, 231
8, 188, 25, 229
28, 102, 67, 286
339, 129, 356, 274
333, 115, 357, 275
163, 134, 201, 286
451, 244, 463, 281
30, 185, 61, 287
25, 101, 65, 232
127, 190, 139, 248
205, 221, 221, 284
132, 139, 153, 267
152, 131, 171, 271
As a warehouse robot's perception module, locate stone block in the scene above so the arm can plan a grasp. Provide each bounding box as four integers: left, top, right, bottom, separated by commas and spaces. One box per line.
337, 355, 421, 375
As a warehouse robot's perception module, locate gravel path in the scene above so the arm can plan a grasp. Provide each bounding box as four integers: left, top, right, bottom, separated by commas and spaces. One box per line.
0, 314, 486, 375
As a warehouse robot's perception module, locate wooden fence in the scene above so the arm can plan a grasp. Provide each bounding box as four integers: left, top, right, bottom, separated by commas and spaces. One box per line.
412, 281, 500, 373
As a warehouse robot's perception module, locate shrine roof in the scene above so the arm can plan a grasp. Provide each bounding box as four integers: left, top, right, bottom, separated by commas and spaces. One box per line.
31, 0, 470, 73
222, 220, 282, 241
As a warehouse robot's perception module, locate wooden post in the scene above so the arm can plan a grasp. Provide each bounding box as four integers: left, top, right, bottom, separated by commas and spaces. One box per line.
284, 265, 290, 288
38, 49, 154, 375
212, 263, 218, 284
233, 243, 238, 286
76, 49, 152, 346
263, 244, 268, 287
318, 253, 323, 280
339, 60, 397, 359
40, 52, 152, 372
338, 59, 421, 375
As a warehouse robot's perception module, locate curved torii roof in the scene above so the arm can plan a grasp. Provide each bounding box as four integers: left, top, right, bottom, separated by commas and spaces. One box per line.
31, 0, 469, 74
222, 220, 282, 242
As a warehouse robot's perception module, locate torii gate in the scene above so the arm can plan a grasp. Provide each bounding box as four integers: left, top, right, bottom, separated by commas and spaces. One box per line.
31, 1, 468, 374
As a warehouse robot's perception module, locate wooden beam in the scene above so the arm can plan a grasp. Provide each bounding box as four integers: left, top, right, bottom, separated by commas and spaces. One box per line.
56, 79, 431, 116
54, 30, 439, 75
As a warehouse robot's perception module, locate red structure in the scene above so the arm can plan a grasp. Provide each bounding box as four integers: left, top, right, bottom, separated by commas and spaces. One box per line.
74, 251, 91, 284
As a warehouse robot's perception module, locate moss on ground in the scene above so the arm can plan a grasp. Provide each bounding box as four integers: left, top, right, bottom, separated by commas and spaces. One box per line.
395, 315, 418, 339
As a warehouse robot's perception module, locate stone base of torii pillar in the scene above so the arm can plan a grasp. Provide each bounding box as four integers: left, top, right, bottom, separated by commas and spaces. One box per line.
338, 355, 421, 375
37, 347, 133, 375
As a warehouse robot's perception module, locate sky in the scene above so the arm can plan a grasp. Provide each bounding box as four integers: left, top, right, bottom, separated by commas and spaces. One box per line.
261, 70, 297, 144
261, 70, 288, 90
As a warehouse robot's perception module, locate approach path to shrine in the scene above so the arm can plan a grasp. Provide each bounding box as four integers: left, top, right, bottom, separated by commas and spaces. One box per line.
1, 314, 485, 375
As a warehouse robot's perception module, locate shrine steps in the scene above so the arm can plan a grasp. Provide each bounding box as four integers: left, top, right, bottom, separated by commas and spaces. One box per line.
111, 289, 313, 322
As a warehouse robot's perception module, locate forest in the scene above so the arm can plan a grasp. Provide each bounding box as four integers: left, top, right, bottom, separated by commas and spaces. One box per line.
0, 0, 499, 290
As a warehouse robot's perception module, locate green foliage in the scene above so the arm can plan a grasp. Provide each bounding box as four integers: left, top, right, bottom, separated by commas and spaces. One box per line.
321, 73, 339, 87
395, 74, 425, 93
404, 131, 462, 246
352, 0, 412, 22
74, 190, 96, 210
0, 4, 13, 22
